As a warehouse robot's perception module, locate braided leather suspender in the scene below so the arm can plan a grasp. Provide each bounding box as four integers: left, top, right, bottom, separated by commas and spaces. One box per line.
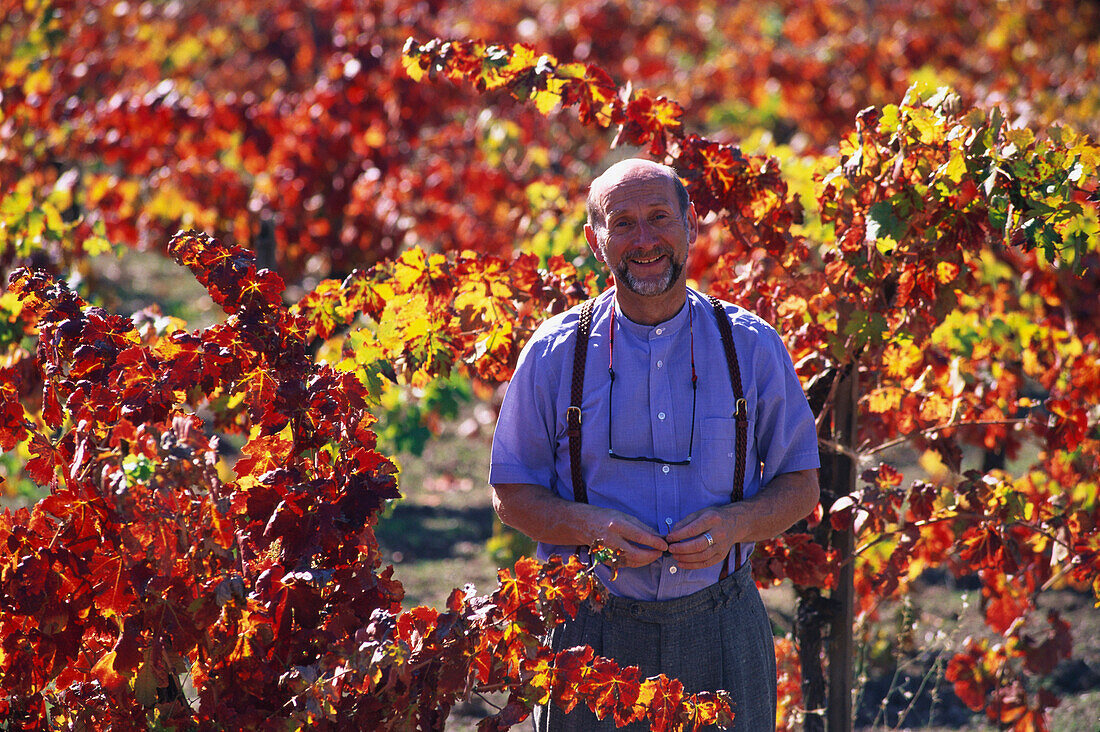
708, 295, 749, 573
706, 295, 749, 505
567, 298, 597, 504
568, 296, 749, 569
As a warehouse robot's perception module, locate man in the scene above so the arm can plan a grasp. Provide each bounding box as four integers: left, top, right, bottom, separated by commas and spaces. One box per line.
489, 158, 820, 730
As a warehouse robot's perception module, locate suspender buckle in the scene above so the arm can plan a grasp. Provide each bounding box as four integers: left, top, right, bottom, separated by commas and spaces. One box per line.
566, 405, 582, 436
734, 398, 748, 421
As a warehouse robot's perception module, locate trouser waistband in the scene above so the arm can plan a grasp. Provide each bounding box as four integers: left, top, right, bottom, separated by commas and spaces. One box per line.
594, 560, 753, 624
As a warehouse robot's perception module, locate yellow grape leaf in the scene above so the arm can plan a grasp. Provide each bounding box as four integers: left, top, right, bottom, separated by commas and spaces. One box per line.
941, 150, 967, 183
376, 293, 444, 361
1003, 126, 1035, 150
168, 35, 206, 70
474, 320, 513, 362
392, 248, 429, 291
345, 278, 393, 321
454, 267, 512, 321
526, 655, 553, 705
749, 187, 782, 220
453, 281, 490, 318
919, 393, 952, 422
0, 291, 23, 324
503, 44, 543, 74
875, 235, 898, 256
1022, 348, 1041, 377
557, 61, 587, 79
86, 174, 115, 207
634, 679, 656, 711
867, 387, 904, 413
402, 311, 432, 341
532, 78, 564, 115
340, 327, 384, 367
469, 257, 515, 299
41, 201, 66, 234
909, 108, 943, 145
776, 294, 808, 319
388, 249, 448, 297
883, 340, 922, 379
83, 235, 112, 257
918, 450, 951, 483
23, 67, 52, 96
650, 96, 684, 131
401, 49, 426, 82
425, 252, 449, 289
936, 261, 960, 284
26, 209, 44, 241
480, 44, 535, 90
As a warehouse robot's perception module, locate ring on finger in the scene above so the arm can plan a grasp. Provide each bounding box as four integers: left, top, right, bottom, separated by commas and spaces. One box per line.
703, 531, 714, 547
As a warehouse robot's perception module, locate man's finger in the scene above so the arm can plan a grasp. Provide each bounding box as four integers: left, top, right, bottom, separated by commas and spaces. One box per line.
614, 519, 669, 552
667, 535, 711, 557
622, 531, 668, 552
666, 514, 710, 543
619, 546, 665, 568
667, 534, 727, 570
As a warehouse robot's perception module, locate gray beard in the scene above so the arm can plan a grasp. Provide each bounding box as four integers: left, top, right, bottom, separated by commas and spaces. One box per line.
614, 255, 683, 296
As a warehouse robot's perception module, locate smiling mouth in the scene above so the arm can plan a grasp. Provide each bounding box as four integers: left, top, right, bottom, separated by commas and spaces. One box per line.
631, 253, 667, 265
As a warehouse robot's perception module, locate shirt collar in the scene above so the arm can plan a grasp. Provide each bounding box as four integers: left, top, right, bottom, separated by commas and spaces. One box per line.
610, 286, 692, 340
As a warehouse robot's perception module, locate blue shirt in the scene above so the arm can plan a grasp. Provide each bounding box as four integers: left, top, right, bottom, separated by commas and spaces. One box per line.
489, 287, 820, 600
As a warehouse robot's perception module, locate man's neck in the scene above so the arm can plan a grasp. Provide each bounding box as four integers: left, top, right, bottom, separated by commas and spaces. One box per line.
613, 283, 688, 326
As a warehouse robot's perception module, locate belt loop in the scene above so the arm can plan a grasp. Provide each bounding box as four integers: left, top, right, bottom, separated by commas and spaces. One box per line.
716, 566, 738, 605
719, 580, 733, 607
729, 561, 745, 600
707, 582, 724, 611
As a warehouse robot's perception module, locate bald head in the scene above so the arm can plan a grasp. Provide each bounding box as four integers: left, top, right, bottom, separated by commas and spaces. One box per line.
586, 159, 690, 233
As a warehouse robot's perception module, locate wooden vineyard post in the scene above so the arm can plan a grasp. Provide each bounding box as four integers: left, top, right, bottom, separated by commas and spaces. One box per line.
827, 365, 858, 732
798, 361, 859, 732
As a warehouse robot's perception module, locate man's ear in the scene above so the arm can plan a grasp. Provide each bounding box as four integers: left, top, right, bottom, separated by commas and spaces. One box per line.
584, 224, 605, 262
686, 203, 699, 244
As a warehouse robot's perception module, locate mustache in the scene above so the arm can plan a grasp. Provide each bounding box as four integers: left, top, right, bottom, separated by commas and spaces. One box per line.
623, 246, 674, 262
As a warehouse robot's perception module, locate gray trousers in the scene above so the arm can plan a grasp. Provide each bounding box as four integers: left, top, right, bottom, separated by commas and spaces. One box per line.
533, 561, 777, 731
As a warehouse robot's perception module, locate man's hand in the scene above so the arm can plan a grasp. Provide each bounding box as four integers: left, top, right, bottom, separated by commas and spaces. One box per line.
492, 482, 667, 568
665, 505, 733, 570
665, 468, 820, 570
583, 506, 668, 568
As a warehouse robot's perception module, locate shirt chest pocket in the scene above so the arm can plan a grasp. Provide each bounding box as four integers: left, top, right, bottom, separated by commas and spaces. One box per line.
699, 416, 755, 501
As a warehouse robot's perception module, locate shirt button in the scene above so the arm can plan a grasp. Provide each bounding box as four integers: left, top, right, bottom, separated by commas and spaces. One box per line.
658, 411, 666, 420
656, 328, 664, 335
657, 360, 663, 368
669, 566, 678, 574
662, 465, 670, 474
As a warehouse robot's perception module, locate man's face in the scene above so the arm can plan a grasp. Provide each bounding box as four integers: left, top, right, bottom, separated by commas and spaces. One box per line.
587, 173, 695, 297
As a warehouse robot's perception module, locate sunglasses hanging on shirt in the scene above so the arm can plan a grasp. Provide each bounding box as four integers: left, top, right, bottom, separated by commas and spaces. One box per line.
606, 302, 697, 465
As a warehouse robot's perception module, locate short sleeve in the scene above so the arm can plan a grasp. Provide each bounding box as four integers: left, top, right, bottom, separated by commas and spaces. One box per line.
488, 329, 561, 490
753, 326, 820, 486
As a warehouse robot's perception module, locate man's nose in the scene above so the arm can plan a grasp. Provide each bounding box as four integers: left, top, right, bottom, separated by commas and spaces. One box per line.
632, 218, 659, 246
